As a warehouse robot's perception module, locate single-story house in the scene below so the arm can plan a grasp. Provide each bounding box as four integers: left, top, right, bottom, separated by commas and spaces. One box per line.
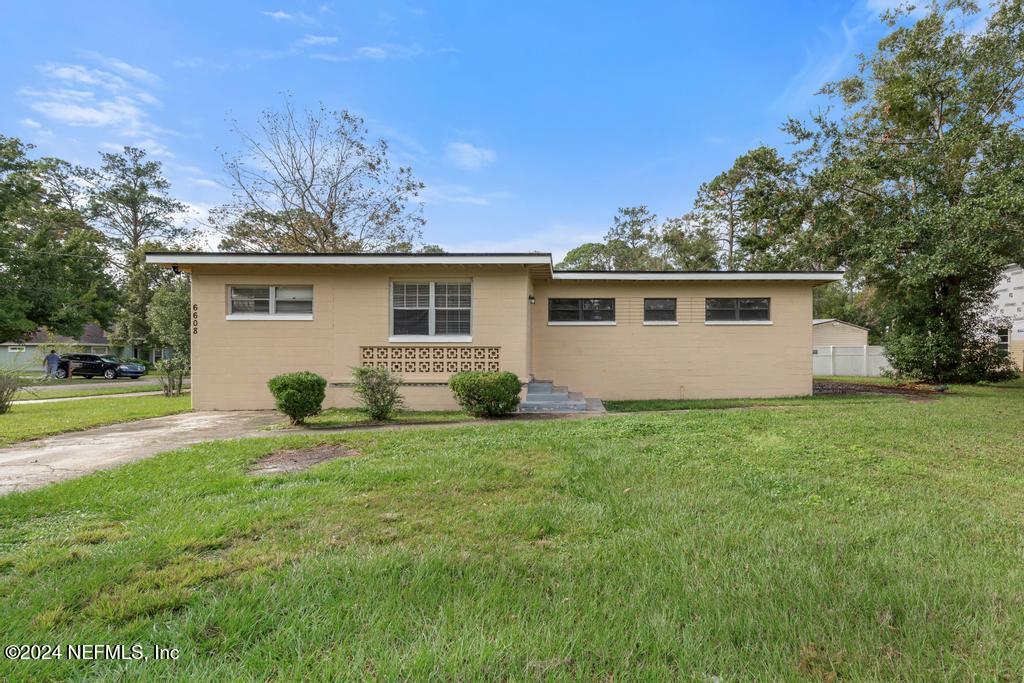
0, 324, 172, 373
146, 251, 843, 410
1, 324, 114, 373
994, 263, 1024, 366
811, 319, 869, 347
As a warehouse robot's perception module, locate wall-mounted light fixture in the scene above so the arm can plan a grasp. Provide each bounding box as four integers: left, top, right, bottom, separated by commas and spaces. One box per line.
172, 265, 182, 275
528, 295, 536, 304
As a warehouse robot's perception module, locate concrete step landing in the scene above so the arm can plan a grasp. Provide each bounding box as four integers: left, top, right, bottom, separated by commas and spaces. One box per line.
520, 380, 604, 414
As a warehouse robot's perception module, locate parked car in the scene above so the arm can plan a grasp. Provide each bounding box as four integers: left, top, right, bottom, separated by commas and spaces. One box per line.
55, 354, 147, 380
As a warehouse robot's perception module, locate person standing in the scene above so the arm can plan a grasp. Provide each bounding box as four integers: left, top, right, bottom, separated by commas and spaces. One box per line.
43, 349, 61, 380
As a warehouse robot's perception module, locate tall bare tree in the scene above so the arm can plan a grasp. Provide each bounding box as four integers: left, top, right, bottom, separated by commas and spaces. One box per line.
215, 100, 425, 253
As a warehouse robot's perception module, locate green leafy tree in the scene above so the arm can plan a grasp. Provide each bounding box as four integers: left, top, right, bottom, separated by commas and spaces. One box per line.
693, 146, 816, 270
81, 146, 189, 254
661, 213, 722, 270
791, 0, 1024, 381
110, 246, 172, 356
0, 135, 115, 342
215, 99, 424, 253
558, 206, 671, 270
147, 276, 191, 357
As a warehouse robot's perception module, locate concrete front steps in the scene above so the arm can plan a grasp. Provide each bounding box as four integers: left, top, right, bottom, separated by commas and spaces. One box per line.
519, 379, 605, 414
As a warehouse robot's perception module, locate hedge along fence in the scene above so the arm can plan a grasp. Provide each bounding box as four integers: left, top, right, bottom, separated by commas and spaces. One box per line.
448, 371, 522, 417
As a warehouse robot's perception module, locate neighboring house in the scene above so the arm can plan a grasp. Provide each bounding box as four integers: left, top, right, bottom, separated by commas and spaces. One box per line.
812, 319, 869, 347
146, 251, 842, 410
0, 324, 114, 373
0, 323, 172, 373
993, 263, 1024, 367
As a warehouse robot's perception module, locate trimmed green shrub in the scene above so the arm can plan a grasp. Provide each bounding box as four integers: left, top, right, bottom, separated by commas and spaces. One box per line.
267, 371, 327, 424
351, 366, 405, 421
448, 371, 522, 417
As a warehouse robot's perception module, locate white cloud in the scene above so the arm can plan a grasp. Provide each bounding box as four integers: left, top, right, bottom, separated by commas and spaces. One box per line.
310, 44, 431, 62
444, 142, 496, 171
298, 35, 338, 46
190, 177, 221, 189
443, 222, 601, 263
20, 117, 41, 129
261, 10, 294, 20
21, 53, 175, 147
76, 51, 160, 85
419, 183, 510, 206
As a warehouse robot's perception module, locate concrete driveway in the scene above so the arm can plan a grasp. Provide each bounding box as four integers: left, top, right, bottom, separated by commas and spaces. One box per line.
0, 411, 278, 496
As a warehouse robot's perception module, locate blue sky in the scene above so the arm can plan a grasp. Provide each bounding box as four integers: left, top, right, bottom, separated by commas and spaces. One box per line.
1, 1, 901, 258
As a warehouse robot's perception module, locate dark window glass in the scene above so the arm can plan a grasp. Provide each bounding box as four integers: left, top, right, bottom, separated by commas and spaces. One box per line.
644, 298, 676, 322
393, 309, 429, 335
705, 298, 770, 321
997, 328, 1010, 356
548, 298, 615, 322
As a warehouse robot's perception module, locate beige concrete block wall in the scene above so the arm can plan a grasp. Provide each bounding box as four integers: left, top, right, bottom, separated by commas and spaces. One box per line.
812, 321, 869, 347
1011, 339, 1024, 371
530, 280, 814, 400
188, 265, 531, 410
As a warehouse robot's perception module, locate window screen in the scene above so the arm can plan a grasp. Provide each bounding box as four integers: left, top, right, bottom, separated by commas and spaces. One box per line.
644, 298, 677, 322
548, 298, 615, 322
229, 286, 312, 316
230, 286, 271, 314
705, 298, 770, 321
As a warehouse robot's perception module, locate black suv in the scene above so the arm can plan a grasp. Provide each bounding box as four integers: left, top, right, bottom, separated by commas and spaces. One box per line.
56, 354, 147, 380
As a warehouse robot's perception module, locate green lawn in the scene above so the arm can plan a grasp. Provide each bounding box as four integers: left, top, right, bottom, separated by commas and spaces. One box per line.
0, 395, 191, 445
1, 381, 1023, 678
289, 407, 472, 429
605, 392, 897, 412
13, 384, 177, 401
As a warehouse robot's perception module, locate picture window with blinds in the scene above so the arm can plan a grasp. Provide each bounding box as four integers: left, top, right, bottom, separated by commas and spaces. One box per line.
391, 281, 472, 337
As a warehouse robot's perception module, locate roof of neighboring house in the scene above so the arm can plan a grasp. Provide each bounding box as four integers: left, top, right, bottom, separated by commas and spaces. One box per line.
2, 323, 110, 346
812, 318, 869, 330
146, 251, 845, 283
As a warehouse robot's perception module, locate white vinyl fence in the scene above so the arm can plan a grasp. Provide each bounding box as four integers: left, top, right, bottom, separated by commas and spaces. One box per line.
813, 345, 891, 377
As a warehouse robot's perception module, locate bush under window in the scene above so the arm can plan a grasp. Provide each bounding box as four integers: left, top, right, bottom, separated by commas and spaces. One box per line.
351, 366, 405, 421
448, 371, 522, 417
267, 371, 327, 424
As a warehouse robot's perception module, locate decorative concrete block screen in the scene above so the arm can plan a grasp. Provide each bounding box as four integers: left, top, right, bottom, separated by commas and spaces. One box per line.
360, 346, 500, 374
813, 345, 891, 377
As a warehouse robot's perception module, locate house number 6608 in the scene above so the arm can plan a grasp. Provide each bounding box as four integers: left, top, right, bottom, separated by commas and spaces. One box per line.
192, 304, 199, 335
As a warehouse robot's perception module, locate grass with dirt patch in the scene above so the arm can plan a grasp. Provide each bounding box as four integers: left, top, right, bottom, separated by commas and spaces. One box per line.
13, 384, 181, 401
281, 407, 472, 429
1, 380, 1023, 678
0, 395, 191, 445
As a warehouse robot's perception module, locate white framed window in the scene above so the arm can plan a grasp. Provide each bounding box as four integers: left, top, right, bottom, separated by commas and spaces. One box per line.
7, 346, 25, 353
390, 281, 472, 341
228, 285, 313, 320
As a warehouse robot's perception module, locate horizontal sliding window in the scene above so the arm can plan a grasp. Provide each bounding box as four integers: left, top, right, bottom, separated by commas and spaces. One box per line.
548, 298, 615, 322
229, 285, 313, 316
705, 297, 770, 322
644, 298, 676, 322
392, 281, 471, 337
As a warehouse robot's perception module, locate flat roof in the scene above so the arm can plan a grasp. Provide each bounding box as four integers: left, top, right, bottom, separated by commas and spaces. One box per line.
145, 251, 844, 282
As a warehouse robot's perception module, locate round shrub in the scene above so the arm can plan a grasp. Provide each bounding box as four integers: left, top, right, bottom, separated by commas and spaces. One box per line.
267, 371, 327, 424
352, 366, 405, 421
448, 371, 522, 417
